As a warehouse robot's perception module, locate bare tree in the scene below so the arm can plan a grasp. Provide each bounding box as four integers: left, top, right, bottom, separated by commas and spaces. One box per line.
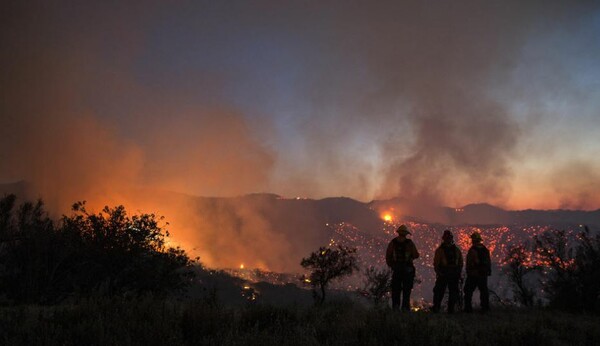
503, 243, 536, 307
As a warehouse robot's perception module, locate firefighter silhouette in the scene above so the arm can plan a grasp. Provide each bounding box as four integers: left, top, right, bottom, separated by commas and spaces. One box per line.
464, 232, 491, 313
385, 224, 420, 311
432, 230, 463, 313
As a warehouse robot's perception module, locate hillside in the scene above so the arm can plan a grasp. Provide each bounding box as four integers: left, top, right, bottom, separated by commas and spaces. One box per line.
2, 182, 599, 278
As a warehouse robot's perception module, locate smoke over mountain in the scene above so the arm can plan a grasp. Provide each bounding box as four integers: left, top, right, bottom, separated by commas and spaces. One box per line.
1, 1, 600, 268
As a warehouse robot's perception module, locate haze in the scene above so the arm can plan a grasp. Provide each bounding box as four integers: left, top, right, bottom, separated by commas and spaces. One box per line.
2, 1, 600, 216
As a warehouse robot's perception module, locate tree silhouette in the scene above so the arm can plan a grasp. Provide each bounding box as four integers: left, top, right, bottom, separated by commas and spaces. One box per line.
60, 201, 193, 297
573, 226, 600, 312
358, 266, 391, 308
533, 229, 577, 310
300, 245, 358, 305
532, 226, 600, 312
503, 243, 537, 307
0, 195, 194, 304
0, 196, 62, 303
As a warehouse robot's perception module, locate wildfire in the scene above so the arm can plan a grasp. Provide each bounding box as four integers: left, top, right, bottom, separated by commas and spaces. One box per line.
241, 284, 259, 302
226, 219, 582, 305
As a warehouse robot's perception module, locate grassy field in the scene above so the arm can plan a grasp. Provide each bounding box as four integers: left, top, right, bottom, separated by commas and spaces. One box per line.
1, 297, 599, 346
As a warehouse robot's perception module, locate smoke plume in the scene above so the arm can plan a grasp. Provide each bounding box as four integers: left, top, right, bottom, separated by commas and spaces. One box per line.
1, 1, 600, 270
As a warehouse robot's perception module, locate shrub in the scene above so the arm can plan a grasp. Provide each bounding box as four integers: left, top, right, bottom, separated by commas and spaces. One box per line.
533, 226, 600, 312
0, 195, 194, 304
503, 243, 537, 307
358, 266, 391, 308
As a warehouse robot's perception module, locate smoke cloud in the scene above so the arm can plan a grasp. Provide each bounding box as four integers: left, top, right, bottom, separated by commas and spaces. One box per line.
1, 1, 600, 270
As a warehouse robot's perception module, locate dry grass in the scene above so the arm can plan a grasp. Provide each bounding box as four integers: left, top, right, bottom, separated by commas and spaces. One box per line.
1, 297, 599, 345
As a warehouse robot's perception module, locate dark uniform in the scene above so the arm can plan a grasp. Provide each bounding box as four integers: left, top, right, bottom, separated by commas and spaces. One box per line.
386, 225, 419, 311
432, 230, 463, 313
464, 232, 491, 312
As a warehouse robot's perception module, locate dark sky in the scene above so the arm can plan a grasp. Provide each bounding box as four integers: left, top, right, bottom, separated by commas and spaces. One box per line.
2, 0, 600, 210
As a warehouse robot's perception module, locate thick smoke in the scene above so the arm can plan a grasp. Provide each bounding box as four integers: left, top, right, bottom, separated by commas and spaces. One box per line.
0, 1, 277, 268
289, 1, 594, 209
0, 2, 274, 207
1, 1, 599, 270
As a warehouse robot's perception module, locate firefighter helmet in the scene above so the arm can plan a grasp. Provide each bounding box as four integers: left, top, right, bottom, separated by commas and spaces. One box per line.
471, 232, 483, 242
397, 224, 411, 235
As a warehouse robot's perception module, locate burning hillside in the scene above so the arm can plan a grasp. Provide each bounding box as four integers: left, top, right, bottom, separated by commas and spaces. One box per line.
1, 182, 598, 303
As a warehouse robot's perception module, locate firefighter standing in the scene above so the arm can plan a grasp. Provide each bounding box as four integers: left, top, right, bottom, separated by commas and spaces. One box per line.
432, 230, 463, 313
464, 232, 491, 313
386, 224, 420, 311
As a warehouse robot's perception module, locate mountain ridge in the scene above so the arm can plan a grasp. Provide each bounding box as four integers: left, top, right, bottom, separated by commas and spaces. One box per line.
2, 182, 600, 226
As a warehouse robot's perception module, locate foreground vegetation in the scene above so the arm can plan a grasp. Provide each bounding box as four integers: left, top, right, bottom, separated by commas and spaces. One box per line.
0, 195, 193, 304
1, 297, 599, 346
2, 194, 599, 345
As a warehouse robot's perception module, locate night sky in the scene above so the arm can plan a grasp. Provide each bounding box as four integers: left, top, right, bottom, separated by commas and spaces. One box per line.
2, 0, 600, 211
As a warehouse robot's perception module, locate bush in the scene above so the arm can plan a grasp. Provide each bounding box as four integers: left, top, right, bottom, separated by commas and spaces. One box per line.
358, 266, 391, 308
0, 195, 194, 304
0, 195, 64, 303
532, 226, 600, 312
503, 243, 537, 307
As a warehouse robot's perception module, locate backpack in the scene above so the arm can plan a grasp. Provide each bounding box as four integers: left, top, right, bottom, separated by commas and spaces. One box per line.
440, 244, 461, 276
474, 246, 492, 276
443, 245, 460, 266
392, 239, 414, 265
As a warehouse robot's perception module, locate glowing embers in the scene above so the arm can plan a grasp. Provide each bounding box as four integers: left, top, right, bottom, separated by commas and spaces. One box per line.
383, 214, 393, 222
241, 284, 259, 302
227, 222, 583, 304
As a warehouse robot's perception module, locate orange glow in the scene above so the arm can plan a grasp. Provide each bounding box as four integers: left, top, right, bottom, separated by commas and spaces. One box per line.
383, 214, 393, 222
240, 263, 245, 269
